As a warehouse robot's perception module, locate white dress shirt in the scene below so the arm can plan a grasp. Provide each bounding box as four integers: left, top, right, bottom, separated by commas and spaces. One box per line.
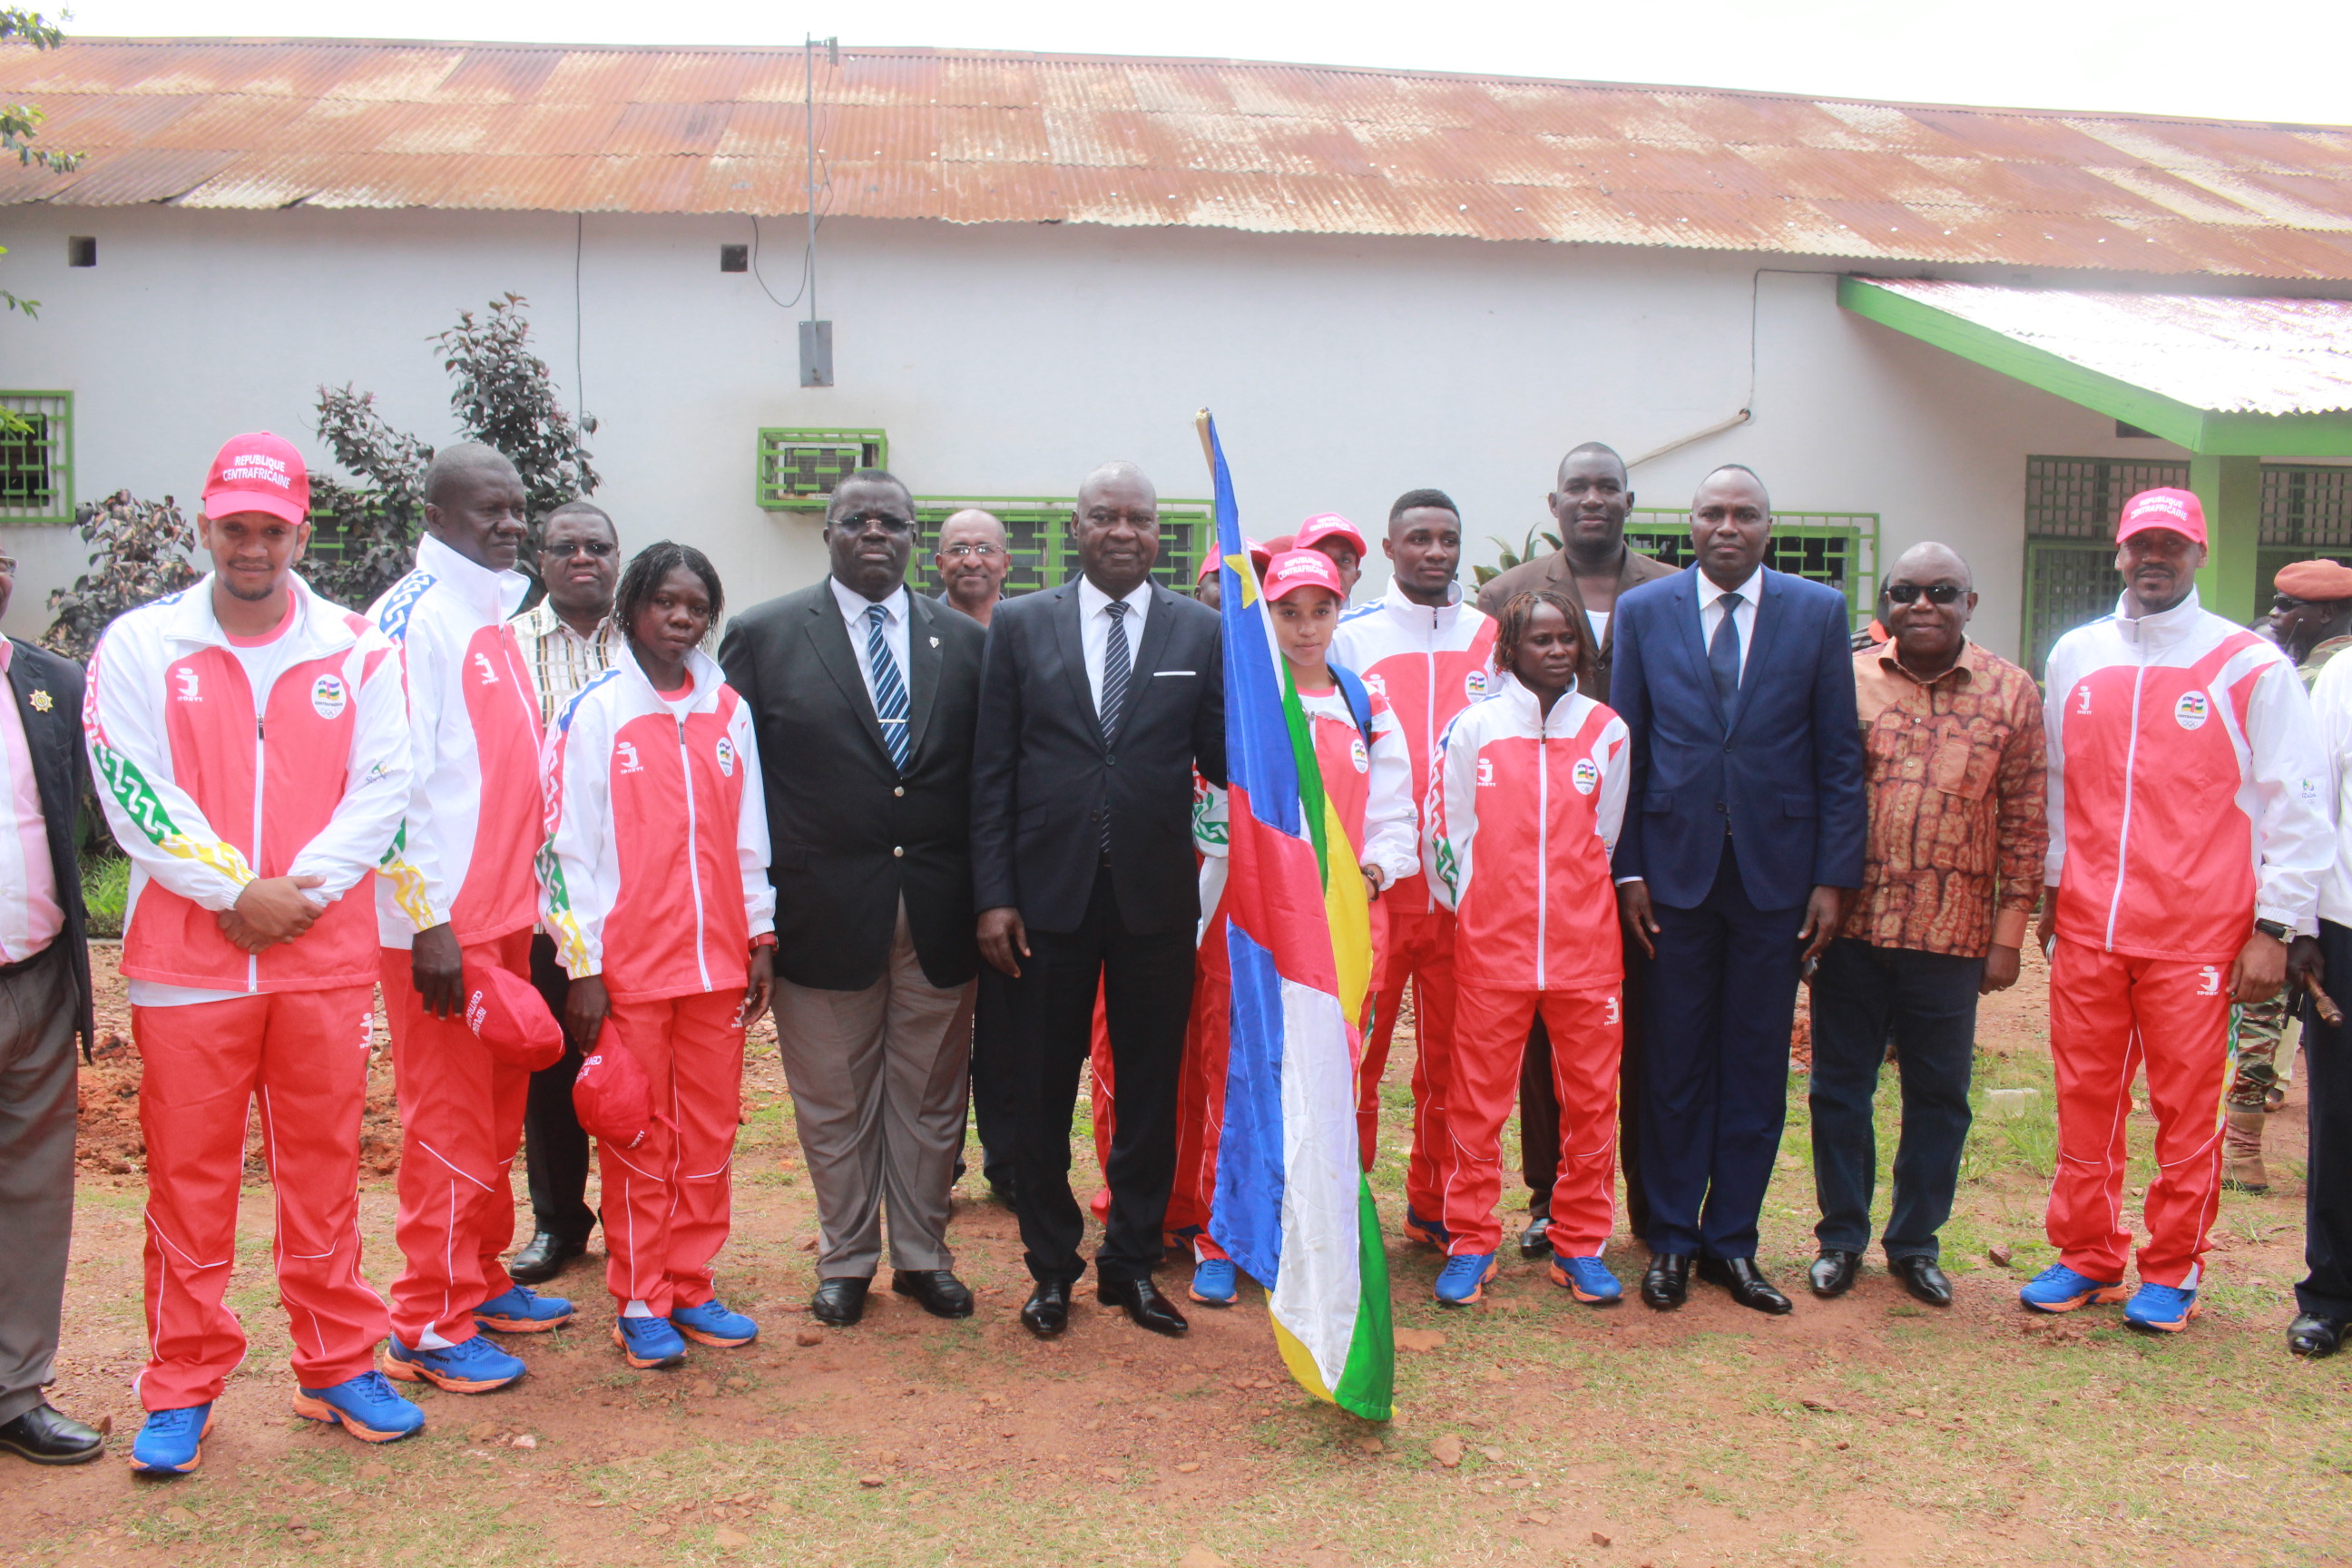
1076, 575, 1153, 720
0, 642, 62, 964
1694, 565, 1764, 681
830, 576, 912, 717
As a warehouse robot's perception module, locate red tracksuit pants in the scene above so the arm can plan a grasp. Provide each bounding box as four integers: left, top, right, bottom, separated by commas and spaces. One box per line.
1169, 950, 1234, 1259
385, 929, 531, 1348
132, 986, 387, 1408
2047, 940, 2233, 1289
600, 990, 746, 1313
1367, 905, 1458, 1221
1442, 984, 1622, 1258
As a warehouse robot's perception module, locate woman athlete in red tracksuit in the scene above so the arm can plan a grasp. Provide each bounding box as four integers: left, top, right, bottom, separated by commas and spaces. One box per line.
539, 542, 778, 1370
1424, 589, 1630, 1308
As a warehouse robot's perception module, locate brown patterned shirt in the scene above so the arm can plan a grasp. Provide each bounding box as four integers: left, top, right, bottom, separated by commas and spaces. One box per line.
1842, 639, 2048, 957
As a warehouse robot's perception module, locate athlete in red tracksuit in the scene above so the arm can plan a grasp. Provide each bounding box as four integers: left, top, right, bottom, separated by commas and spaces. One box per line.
541, 543, 776, 1368
372, 448, 572, 1394
88, 433, 424, 1473
1423, 589, 1628, 1307
1330, 515, 1497, 1242
2032, 488, 2331, 1332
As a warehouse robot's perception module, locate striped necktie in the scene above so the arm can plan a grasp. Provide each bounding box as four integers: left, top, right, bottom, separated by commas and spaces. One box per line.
866, 603, 911, 771
1099, 600, 1131, 851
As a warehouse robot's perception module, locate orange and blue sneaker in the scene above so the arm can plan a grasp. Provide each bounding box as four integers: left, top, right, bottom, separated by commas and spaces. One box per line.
1188, 1258, 1239, 1307
1548, 1252, 1623, 1305
2019, 1263, 2127, 1314
129, 1402, 212, 1475
613, 1314, 689, 1370
671, 1298, 759, 1348
382, 1335, 527, 1394
2123, 1281, 2200, 1333
474, 1285, 574, 1335
290, 1370, 425, 1444
1402, 1210, 1450, 1250
1434, 1251, 1499, 1307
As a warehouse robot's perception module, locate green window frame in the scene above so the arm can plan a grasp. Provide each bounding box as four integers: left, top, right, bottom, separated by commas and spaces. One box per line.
0, 391, 74, 525
906, 496, 1212, 600
755, 428, 888, 511
1623, 508, 1881, 631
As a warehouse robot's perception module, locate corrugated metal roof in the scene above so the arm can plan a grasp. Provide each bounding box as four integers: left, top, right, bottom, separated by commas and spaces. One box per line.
1857, 279, 2352, 415
1, 38, 2349, 279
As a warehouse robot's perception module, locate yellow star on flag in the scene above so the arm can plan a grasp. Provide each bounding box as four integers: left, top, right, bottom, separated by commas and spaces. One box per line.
1225, 552, 1260, 608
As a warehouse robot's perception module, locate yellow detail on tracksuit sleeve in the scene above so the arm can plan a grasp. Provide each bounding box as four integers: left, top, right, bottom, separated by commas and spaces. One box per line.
378, 823, 441, 932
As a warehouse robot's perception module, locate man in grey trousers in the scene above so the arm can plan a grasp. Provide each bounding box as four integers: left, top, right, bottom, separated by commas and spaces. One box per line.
718, 470, 988, 1328
0, 547, 103, 1465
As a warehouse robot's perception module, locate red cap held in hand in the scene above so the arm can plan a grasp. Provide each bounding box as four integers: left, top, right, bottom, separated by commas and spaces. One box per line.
573, 1024, 667, 1152
461, 962, 564, 1072
202, 432, 309, 526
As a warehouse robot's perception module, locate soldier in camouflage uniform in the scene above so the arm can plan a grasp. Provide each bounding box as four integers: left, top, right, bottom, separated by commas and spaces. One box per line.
2227, 560, 2352, 1192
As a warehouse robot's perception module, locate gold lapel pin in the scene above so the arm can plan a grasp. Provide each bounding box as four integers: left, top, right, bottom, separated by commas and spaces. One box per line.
929, 636, 940, 648
28, 689, 52, 713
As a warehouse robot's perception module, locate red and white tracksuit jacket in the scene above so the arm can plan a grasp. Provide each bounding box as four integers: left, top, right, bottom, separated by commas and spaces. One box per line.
541, 644, 775, 1311
1425, 678, 1629, 1258
1331, 583, 1497, 1215
1175, 680, 1417, 1259
368, 534, 547, 1348
2043, 589, 2329, 1289
84, 573, 408, 1406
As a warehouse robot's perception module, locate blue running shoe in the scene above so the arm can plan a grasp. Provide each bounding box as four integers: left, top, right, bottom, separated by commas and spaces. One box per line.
1188, 1258, 1239, 1307
474, 1284, 574, 1335
130, 1403, 213, 1475
2019, 1263, 2127, 1314
1402, 1210, 1450, 1250
291, 1370, 425, 1444
613, 1315, 688, 1369
671, 1298, 759, 1348
1434, 1252, 1498, 1307
382, 1335, 526, 1394
2123, 1281, 2200, 1333
1548, 1252, 1623, 1305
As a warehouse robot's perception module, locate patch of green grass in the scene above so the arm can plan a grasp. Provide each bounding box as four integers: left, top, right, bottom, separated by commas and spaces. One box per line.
81, 850, 127, 938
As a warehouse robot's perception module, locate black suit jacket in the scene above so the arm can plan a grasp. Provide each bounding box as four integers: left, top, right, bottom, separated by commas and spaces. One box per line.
5, 639, 93, 1049
969, 579, 1225, 936
719, 582, 986, 993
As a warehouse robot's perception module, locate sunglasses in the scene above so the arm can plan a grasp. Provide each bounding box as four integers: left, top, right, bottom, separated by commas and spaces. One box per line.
1886, 583, 1966, 605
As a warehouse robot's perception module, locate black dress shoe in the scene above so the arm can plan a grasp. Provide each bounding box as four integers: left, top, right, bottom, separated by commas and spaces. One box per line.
508, 1231, 585, 1285
2288, 1313, 2346, 1358
0, 1404, 104, 1465
1808, 1249, 1861, 1298
1021, 1280, 1072, 1338
1098, 1275, 1190, 1336
810, 1276, 871, 1327
1890, 1255, 1953, 1308
1698, 1256, 1794, 1315
1517, 1213, 1553, 1259
891, 1269, 975, 1318
1642, 1252, 1692, 1310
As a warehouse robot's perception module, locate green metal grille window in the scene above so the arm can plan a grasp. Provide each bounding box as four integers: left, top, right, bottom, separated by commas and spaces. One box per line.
1623, 508, 1879, 631
0, 392, 73, 524
906, 497, 1212, 600
756, 428, 888, 511
2260, 465, 2352, 549
2024, 455, 2190, 541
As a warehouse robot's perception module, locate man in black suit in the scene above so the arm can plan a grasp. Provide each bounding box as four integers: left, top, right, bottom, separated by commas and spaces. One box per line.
720, 470, 987, 1328
0, 548, 103, 1465
971, 461, 1225, 1338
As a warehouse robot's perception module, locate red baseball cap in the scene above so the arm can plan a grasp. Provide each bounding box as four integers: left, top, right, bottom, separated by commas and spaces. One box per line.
461, 962, 564, 1072
1199, 536, 1274, 582
2117, 487, 2206, 547
1295, 513, 1369, 560
201, 432, 309, 526
572, 1023, 668, 1151
1263, 548, 1347, 602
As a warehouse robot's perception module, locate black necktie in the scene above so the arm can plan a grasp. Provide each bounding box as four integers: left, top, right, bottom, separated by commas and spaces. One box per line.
1100, 601, 1130, 851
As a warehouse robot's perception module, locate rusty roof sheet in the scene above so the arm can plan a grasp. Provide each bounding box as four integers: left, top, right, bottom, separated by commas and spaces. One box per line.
1, 37, 2349, 279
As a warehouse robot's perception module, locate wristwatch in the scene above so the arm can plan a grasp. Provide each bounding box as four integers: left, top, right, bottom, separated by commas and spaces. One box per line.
2254, 918, 2291, 943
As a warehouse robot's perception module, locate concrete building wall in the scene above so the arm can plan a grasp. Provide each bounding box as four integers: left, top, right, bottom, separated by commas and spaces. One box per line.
0, 203, 2197, 658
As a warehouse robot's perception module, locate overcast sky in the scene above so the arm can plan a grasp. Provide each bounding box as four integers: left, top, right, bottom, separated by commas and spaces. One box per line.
58, 0, 2352, 127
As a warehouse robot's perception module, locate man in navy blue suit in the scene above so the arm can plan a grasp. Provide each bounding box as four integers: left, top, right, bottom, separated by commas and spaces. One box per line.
1611, 465, 1867, 1314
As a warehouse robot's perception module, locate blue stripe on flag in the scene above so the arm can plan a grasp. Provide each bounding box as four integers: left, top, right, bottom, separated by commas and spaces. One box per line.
1213, 919, 1287, 1289
1206, 422, 1302, 838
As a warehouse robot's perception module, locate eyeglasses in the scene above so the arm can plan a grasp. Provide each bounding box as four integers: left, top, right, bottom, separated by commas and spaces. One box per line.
544, 539, 615, 559
0, 555, 16, 575
836, 511, 916, 535
1885, 583, 1966, 605
942, 543, 1004, 559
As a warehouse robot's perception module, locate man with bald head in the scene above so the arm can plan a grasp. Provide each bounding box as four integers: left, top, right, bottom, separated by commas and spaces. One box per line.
1611, 464, 1866, 1314
1805, 544, 2046, 1308
969, 461, 1225, 1339
936, 509, 1012, 627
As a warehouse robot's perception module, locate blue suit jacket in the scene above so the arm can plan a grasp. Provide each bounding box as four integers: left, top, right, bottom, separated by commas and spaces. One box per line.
1609, 565, 1867, 910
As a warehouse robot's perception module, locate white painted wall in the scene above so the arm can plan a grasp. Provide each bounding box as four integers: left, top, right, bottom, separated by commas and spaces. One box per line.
0, 202, 2208, 659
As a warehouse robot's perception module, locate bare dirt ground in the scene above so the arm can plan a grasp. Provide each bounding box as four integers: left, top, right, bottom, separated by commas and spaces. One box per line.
10, 942, 2352, 1568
